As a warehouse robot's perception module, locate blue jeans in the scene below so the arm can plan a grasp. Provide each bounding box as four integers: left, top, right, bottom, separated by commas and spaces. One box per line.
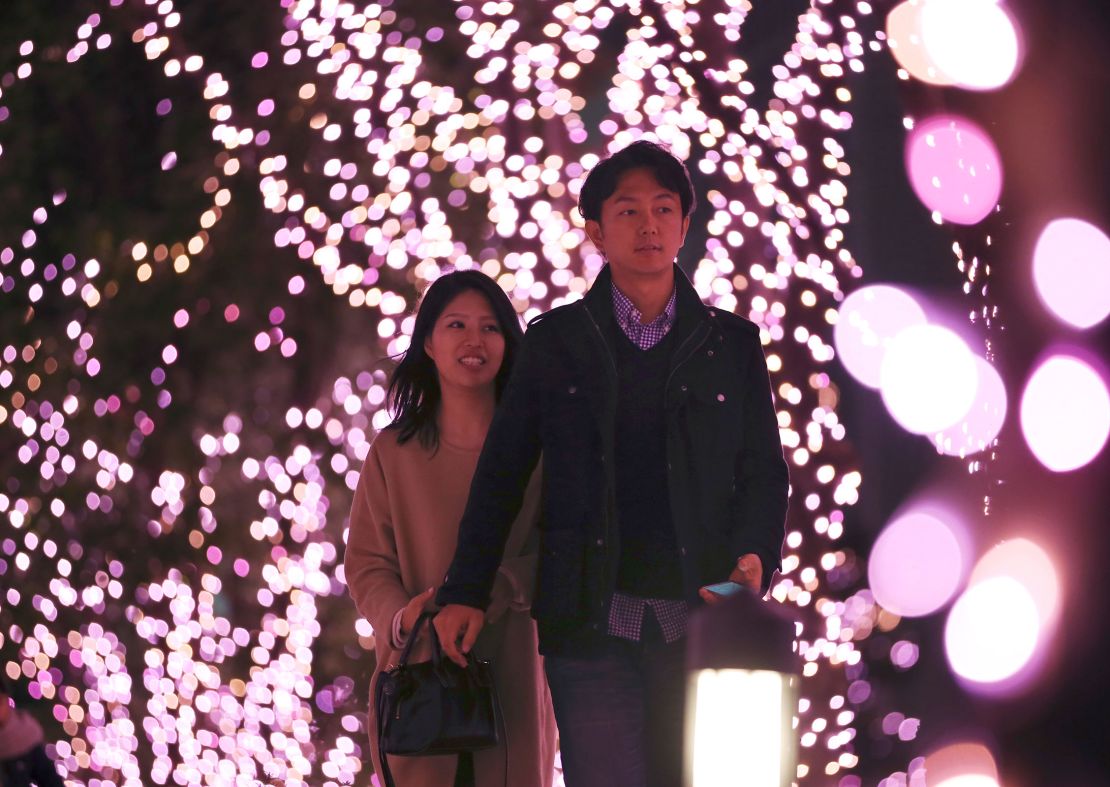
544, 610, 685, 787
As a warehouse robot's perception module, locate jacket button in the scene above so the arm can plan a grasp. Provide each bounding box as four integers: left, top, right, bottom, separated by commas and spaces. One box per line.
596, 538, 604, 547
680, 384, 688, 392
680, 547, 687, 556
717, 393, 726, 402
707, 350, 714, 357
568, 386, 577, 394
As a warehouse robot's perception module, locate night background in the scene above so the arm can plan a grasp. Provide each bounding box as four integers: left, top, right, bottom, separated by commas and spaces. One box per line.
1, 1, 1107, 785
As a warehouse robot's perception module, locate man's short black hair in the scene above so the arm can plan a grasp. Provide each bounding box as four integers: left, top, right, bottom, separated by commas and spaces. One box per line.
578, 139, 696, 223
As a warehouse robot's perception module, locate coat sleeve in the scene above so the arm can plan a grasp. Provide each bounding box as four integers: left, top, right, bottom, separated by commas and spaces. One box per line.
436, 327, 546, 610
343, 441, 412, 641
731, 330, 790, 592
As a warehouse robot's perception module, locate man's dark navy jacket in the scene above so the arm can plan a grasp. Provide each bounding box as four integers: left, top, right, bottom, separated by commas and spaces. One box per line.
437, 264, 789, 656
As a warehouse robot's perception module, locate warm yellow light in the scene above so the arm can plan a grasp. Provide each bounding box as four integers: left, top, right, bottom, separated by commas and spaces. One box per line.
686, 669, 795, 787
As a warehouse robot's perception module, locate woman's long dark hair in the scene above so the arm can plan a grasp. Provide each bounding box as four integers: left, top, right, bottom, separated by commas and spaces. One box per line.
386, 269, 524, 450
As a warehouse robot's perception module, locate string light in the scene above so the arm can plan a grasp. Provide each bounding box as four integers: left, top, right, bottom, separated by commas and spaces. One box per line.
0, 2, 911, 784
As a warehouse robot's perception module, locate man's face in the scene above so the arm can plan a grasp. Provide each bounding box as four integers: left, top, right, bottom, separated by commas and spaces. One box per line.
585, 167, 690, 282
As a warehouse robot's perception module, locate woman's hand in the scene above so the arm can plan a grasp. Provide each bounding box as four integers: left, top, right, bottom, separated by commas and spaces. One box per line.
399, 587, 437, 638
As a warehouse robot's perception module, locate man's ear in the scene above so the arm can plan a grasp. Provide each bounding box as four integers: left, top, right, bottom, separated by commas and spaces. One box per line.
584, 219, 605, 254
679, 214, 691, 246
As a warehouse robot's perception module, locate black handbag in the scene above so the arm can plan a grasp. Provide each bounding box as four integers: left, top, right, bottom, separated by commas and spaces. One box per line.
374, 612, 503, 787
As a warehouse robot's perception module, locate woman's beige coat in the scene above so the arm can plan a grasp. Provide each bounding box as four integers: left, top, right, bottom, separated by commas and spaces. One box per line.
345, 428, 555, 786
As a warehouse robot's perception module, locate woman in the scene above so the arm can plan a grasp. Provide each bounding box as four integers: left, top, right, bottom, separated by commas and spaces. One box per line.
344, 270, 555, 787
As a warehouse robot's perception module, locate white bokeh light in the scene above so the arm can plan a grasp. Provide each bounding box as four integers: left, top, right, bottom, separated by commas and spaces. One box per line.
935, 776, 1001, 787
945, 576, 1040, 684
834, 285, 928, 389
886, 0, 954, 86
925, 742, 1000, 787
1020, 354, 1110, 472
932, 356, 1007, 457
1032, 218, 1110, 329
970, 538, 1060, 631
869, 510, 966, 617
920, 0, 1022, 90
880, 324, 978, 434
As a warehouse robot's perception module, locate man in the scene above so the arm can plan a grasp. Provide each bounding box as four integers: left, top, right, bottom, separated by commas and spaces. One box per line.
435, 139, 789, 786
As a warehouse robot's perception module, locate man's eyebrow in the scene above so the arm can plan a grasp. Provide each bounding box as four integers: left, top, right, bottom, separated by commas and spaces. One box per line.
611, 191, 679, 202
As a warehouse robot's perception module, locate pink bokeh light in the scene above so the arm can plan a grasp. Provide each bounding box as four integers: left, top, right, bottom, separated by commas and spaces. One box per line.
868, 509, 967, 617
920, 0, 1022, 91
886, 0, 954, 86
905, 115, 1002, 225
1032, 218, 1110, 329
880, 323, 978, 434
945, 576, 1040, 686
1020, 354, 1110, 472
924, 742, 1000, 787
970, 538, 1060, 633
834, 284, 927, 389
932, 356, 1007, 457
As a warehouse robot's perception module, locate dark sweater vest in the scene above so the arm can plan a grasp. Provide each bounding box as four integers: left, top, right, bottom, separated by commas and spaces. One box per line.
608, 320, 684, 599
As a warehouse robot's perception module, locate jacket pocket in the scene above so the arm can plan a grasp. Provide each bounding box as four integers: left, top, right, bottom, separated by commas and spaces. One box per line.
532, 529, 586, 624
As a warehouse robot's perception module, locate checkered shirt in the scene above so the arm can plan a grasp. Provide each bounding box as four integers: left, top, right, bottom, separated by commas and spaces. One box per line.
610, 283, 677, 351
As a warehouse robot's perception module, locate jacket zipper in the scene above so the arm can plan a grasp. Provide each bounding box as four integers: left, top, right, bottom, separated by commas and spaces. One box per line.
665, 320, 713, 393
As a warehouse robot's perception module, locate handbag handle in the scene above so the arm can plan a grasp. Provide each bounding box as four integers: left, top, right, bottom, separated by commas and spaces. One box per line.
399, 611, 486, 682
377, 611, 506, 787
392, 610, 433, 667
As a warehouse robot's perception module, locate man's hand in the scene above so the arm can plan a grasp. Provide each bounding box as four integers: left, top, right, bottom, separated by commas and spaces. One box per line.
433, 604, 486, 667
698, 553, 763, 605
731, 553, 763, 592
400, 587, 437, 638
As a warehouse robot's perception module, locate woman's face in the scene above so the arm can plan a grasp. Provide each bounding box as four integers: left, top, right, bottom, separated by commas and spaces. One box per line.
423, 289, 506, 397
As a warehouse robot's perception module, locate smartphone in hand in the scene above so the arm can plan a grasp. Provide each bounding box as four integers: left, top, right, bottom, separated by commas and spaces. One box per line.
703, 580, 745, 597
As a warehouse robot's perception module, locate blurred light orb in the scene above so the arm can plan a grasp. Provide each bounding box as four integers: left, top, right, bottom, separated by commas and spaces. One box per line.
880, 324, 978, 434
932, 356, 1007, 457
970, 538, 1060, 630
869, 510, 966, 617
945, 576, 1039, 683
886, 0, 954, 86
925, 742, 1000, 787
920, 0, 1021, 90
935, 777, 1000, 787
906, 115, 1002, 225
835, 285, 928, 389
1032, 218, 1110, 329
1020, 354, 1110, 472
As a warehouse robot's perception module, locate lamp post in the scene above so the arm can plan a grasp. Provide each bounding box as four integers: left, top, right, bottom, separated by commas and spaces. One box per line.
685, 589, 800, 787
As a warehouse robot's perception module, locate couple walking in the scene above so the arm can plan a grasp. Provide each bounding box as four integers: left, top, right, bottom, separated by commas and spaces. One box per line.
345, 140, 789, 787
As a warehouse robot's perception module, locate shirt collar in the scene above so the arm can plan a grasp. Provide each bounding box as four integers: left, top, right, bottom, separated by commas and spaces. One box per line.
611, 281, 677, 331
